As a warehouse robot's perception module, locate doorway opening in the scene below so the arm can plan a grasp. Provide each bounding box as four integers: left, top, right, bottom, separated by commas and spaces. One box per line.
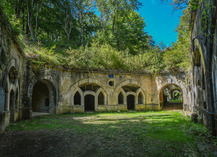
127, 95, 135, 110
85, 94, 95, 111
32, 81, 50, 113
160, 84, 183, 110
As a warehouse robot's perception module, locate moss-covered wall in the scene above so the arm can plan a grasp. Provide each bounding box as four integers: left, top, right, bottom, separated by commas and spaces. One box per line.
25, 66, 189, 115
0, 7, 24, 132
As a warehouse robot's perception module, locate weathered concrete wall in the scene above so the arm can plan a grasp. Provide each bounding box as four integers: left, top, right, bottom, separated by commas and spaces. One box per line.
155, 73, 192, 114
0, 8, 24, 132
24, 66, 189, 116
190, 0, 217, 135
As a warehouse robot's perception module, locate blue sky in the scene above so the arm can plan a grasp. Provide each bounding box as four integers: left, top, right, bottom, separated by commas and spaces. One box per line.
138, 0, 183, 47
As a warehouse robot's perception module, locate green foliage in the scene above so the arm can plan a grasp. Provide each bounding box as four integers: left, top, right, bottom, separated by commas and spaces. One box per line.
168, 98, 182, 103
163, 6, 191, 73
61, 43, 164, 72
1, 0, 192, 74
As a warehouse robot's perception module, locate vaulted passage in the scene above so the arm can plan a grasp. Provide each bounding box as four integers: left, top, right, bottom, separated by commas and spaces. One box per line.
127, 95, 135, 110
85, 95, 95, 111
160, 84, 183, 110
32, 81, 50, 113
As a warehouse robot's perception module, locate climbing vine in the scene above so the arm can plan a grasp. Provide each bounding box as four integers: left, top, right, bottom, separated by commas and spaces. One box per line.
201, 0, 213, 37
191, 0, 214, 38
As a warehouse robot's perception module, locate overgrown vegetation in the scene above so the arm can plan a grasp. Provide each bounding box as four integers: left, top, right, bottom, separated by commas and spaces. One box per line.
5, 111, 217, 156
0, 0, 191, 73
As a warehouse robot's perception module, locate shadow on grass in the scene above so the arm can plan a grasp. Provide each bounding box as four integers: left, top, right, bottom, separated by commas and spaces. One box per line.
4, 111, 206, 157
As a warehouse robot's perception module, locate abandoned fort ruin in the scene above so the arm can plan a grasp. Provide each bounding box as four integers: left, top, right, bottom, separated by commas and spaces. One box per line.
0, 0, 217, 136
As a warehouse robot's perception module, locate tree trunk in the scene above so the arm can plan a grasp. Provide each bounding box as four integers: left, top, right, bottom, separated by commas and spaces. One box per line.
27, 0, 43, 42
64, 1, 72, 41
79, 11, 84, 47
112, 15, 115, 34
27, 0, 35, 42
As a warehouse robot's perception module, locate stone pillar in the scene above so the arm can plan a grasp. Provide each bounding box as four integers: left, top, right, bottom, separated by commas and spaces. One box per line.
22, 61, 32, 119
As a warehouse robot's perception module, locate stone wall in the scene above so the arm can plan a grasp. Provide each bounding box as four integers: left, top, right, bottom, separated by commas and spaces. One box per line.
0, 7, 24, 132
24, 67, 189, 115
190, 0, 217, 135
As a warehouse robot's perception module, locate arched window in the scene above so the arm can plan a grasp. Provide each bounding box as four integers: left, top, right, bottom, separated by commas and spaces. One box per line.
15, 89, 19, 109
98, 92, 104, 105
138, 92, 144, 104
9, 67, 18, 84
4, 82, 9, 111
118, 92, 124, 104
74, 91, 81, 105
9, 90, 15, 123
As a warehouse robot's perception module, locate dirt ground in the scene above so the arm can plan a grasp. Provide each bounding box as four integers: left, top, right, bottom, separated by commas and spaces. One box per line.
0, 130, 103, 157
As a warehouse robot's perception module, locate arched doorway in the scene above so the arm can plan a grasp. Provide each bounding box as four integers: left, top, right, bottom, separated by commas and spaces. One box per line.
32, 80, 56, 113
127, 95, 135, 110
85, 94, 95, 111
159, 84, 183, 110
9, 90, 15, 123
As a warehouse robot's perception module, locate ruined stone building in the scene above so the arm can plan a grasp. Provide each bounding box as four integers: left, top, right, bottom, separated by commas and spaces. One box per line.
0, 0, 217, 136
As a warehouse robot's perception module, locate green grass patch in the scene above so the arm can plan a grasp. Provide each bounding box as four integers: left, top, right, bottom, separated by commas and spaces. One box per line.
6, 111, 211, 156
168, 98, 183, 103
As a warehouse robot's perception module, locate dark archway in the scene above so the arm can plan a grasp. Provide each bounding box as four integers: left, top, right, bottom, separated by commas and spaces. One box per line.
32, 81, 50, 113
98, 92, 104, 105
85, 94, 95, 111
9, 90, 15, 123
127, 95, 135, 110
4, 82, 8, 111
138, 92, 144, 104
118, 92, 124, 104
15, 89, 19, 110
159, 84, 183, 110
74, 91, 81, 105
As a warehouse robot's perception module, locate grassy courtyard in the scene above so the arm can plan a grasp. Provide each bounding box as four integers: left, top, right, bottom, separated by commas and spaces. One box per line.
1, 111, 216, 156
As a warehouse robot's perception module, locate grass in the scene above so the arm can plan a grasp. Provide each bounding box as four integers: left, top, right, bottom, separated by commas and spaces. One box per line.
168, 98, 183, 103
6, 111, 213, 156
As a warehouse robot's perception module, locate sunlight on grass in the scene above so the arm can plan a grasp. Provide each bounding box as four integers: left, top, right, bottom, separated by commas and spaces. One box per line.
6, 111, 209, 156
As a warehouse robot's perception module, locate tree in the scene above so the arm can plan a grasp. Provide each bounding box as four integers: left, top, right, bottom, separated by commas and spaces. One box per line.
27, 0, 44, 42
161, 0, 189, 10
163, 7, 191, 72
